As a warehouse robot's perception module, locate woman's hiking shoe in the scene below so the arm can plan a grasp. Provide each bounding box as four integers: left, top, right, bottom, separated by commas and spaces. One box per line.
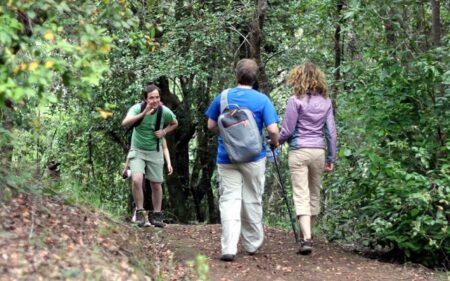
151, 211, 165, 228
220, 254, 235, 262
297, 239, 313, 255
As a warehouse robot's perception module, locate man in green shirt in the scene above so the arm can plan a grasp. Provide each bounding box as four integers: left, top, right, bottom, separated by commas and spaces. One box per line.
122, 84, 178, 227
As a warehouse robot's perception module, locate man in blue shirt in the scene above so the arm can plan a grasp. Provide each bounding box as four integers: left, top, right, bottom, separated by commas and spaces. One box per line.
206, 58, 279, 262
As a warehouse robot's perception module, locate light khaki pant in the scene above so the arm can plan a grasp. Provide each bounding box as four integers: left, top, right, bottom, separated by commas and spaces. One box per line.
217, 158, 266, 255
288, 148, 325, 216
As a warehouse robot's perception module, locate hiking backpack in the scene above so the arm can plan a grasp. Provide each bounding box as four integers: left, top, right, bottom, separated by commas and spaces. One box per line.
217, 89, 263, 163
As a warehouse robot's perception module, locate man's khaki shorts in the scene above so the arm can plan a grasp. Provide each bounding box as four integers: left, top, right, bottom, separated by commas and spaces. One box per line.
127, 147, 164, 183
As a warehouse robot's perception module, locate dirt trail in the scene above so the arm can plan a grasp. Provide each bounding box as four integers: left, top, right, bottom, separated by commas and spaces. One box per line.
0, 194, 442, 281
162, 224, 439, 281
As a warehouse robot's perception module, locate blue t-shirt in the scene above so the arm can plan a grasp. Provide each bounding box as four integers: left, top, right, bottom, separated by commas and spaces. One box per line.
205, 87, 279, 164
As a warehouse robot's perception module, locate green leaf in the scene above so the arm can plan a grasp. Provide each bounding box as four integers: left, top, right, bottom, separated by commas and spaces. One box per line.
344, 149, 352, 157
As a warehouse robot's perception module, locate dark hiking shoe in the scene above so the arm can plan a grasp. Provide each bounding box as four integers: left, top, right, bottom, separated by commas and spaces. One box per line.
133, 209, 146, 226
298, 239, 313, 255
220, 254, 235, 262
151, 211, 165, 228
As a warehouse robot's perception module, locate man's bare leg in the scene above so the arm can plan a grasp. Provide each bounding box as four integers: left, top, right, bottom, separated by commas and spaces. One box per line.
150, 182, 164, 227
132, 173, 144, 209
150, 182, 162, 212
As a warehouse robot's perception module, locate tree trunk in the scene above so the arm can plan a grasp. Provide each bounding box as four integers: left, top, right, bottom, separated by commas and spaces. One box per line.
384, 7, 397, 47
430, 0, 441, 47
0, 101, 14, 172
0, 102, 14, 199
189, 77, 219, 223
158, 76, 196, 223
190, 122, 218, 223
248, 0, 271, 95
429, 0, 446, 166
87, 131, 96, 188
139, 0, 148, 30
332, 0, 344, 100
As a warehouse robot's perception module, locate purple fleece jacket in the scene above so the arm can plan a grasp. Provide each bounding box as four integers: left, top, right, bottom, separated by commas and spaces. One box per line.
279, 94, 337, 163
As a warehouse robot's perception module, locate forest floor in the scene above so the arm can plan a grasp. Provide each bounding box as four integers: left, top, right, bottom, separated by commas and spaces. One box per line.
0, 194, 447, 281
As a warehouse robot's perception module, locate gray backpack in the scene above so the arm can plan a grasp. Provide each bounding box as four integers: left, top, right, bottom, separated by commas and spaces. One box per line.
218, 89, 263, 163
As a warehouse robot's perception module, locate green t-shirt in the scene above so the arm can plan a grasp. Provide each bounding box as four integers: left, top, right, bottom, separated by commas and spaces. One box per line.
128, 104, 177, 151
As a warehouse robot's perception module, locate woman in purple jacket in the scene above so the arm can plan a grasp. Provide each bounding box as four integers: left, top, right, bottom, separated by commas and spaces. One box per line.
279, 63, 337, 255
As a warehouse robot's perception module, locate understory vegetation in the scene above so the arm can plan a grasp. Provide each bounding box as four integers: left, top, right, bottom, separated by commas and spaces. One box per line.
1, 0, 449, 269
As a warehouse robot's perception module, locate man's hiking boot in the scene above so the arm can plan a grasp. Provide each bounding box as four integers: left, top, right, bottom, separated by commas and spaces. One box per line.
298, 239, 313, 255
131, 209, 137, 223
220, 254, 235, 262
151, 211, 164, 228
246, 248, 257, 256
133, 209, 146, 226
143, 213, 152, 227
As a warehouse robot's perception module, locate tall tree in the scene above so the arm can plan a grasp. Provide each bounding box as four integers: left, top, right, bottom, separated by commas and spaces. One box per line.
332, 0, 344, 99
430, 0, 441, 46
158, 76, 195, 222
429, 0, 446, 166
248, 0, 271, 94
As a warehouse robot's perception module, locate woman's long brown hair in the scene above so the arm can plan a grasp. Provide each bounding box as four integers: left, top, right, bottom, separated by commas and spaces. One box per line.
287, 63, 328, 98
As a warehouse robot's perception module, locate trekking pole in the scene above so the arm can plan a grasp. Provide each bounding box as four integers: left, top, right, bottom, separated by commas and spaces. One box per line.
270, 146, 301, 243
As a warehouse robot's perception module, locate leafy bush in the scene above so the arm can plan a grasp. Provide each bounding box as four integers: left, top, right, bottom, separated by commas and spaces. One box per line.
321, 48, 450, 268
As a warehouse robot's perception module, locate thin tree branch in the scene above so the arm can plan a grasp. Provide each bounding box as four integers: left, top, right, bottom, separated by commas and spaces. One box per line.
226, 25, 252, 47
264, 39, 302, 65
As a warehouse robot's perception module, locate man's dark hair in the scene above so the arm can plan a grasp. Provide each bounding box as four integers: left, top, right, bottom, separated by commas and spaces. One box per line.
142, 84, 161, 100
235, 59, 258, 86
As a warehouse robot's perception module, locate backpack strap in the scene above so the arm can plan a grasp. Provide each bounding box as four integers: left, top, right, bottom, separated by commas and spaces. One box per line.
125, 102, 147, 151
220, 89, 230, 113
125, 102, 147, 136
154, 105, 163, 152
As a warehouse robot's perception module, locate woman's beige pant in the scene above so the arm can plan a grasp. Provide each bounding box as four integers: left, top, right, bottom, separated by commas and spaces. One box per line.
288, 148, 325, 216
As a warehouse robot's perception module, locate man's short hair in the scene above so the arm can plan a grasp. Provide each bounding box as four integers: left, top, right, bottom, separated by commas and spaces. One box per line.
142, 84, 161, 100
235, 59, 258, 86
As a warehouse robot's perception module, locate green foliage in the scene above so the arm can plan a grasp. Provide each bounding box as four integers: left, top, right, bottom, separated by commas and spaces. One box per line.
1, 0, 449, 269
1, 0, 140, 218
187, 255, 209, 281
321, 10, 450, 266
324, 151, 449, 262
0, 0, 129, 106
